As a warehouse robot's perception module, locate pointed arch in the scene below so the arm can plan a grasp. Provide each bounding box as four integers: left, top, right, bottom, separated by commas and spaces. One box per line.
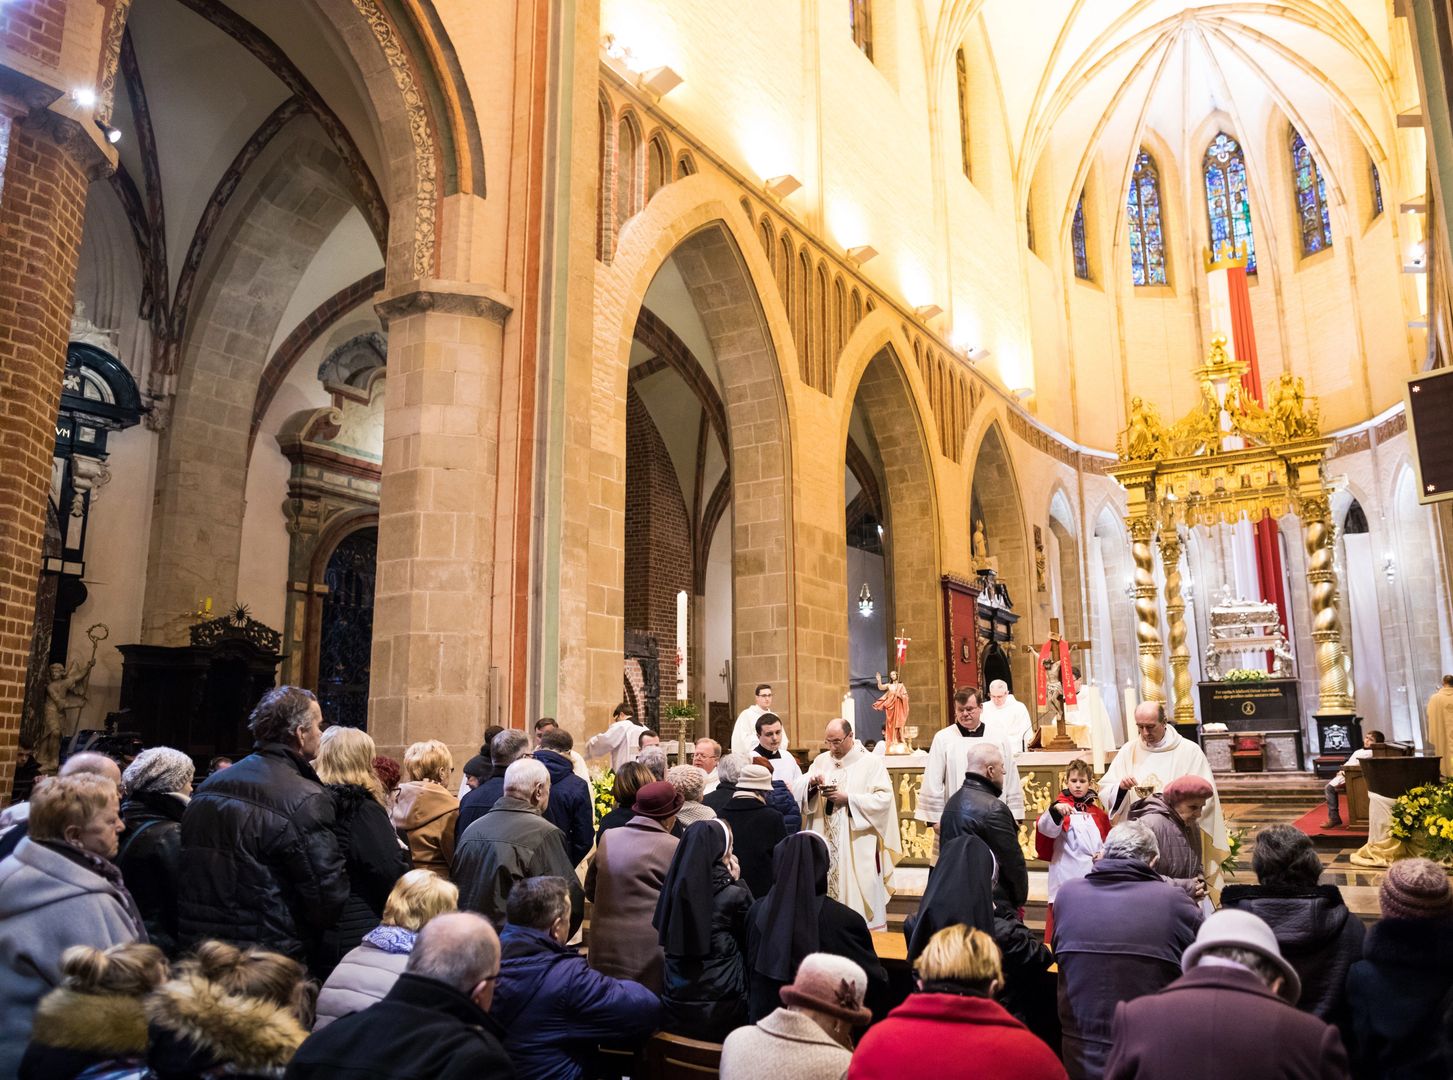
967, 420, 1032, 692
1203, 131, 1257, 271
646, 131, 670, 200
1127, 147, 1167, 285
615, 110, 643, 228
1290, 126, 1334, 255
1071, 189, 1089, 280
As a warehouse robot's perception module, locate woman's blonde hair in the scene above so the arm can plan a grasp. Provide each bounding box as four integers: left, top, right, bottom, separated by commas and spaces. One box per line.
60, 942, 168, 996
382, 868, 459, 931
29, 774, 117, 843
316, 726, 386, 806
182, 941, 314, 1024
915, 925, 1003, 986
402, 739, 453, 784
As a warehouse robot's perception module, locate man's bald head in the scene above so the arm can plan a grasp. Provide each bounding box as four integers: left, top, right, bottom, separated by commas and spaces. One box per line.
965, 742, 1003, 778
406, 911, 501, 1007
1132, 702, 1167, 747
824, 718, 853, 759
60, 752, 121, 789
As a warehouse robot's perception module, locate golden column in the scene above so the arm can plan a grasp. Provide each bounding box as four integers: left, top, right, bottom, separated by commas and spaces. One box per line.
1129, 516, 1166, 704
1300, 491, 1355, 714
1159, 526, 1194, 723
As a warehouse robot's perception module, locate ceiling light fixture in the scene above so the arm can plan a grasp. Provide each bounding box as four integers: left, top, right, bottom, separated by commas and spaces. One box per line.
914, 303, 943, 320
638, 65, 683, 97
846, 244, 878, 265
765, 174, 802, 199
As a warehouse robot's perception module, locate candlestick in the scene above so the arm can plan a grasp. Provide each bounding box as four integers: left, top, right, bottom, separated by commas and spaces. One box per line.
675, 590, 688, 701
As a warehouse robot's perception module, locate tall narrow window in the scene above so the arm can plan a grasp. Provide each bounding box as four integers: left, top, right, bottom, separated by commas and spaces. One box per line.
616, 114, 641, 226
1072, 191, 1090, 280
1203, 132, 1256, 273
1127, 149, 1167, 286
1370, 160, 1384, 217
955, 47, 971, 178
646, 135, 668, 200
1025, 201, 1036, 253
850, 0, 873, 61
1290, 128, 1333, 255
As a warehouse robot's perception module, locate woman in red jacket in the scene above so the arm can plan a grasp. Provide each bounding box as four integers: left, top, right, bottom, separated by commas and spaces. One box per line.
848, 925, 1067, 1080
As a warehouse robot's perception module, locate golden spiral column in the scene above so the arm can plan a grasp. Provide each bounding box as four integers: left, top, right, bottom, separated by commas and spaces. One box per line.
1302, 495, 1354, 713
1130, 516, 1166, 704
1159, 528, 1194, 724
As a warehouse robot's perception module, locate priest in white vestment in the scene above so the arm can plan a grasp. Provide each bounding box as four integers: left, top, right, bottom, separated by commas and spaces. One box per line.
731, 683, 789, 758
917, 687, 1025, 825
583, 705, 648, 771
1098, 702, 1230, 890
793, 718, 901, 930
982, 680, 1035, 753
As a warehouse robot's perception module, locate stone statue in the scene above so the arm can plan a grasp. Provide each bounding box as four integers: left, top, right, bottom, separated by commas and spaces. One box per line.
1034, 525, 1047, 592
1203, 644, 1221, 682
1272, 629, 1295, 677
68, 301, 119, 355
973, 519, 989, 562
873, 669, 910, 753
38, 657, 94, 772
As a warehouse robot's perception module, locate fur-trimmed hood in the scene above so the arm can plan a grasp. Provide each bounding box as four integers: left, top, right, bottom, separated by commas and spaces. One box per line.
29, 987, 149, 1054
145, 972, 307, 1075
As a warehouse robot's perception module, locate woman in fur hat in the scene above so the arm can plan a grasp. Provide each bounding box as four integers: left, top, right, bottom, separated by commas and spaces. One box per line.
18, 942, 166, 1079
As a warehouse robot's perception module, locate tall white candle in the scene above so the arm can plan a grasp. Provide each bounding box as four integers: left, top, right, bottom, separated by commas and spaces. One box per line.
842, 692, 855, 730
676, 590, 688, 701
1123, 685, 1137, 736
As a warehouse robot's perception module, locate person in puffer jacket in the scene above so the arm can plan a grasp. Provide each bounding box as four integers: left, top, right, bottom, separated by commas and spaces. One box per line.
313, 869, 459, 1030
491, 876, 660, 1080
176, 687, 347, 973
533, 729, 595, 867
1221, 825, 1363, 1041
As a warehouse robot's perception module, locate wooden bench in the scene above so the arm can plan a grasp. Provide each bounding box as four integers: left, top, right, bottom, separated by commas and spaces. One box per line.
643, 1033, 722, 1078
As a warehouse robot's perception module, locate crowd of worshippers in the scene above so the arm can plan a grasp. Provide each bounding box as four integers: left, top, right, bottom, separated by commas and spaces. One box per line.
0, 686, 1451, 1079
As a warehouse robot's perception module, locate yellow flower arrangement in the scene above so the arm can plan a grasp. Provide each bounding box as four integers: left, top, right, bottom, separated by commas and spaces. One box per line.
1391, 779, 1453, 861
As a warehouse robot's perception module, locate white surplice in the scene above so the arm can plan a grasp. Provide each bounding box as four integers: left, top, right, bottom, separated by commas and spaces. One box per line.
981, 695, 1035, 754
915, 718, 1025, 823
583, 719, 648, 771
793, 743, 901, 930
731, 705, 791, 759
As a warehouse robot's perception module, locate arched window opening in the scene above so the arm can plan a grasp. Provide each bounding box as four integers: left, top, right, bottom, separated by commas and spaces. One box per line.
796, 247, 812, 383
777, 232, 793, 316
1290, 128, 1333, 255
850, 0, 873, 61
596, 97, 610, 261
616, 113, 642, 227
1072, 190, 1090, 280
1204, 132, 1257, 272
1025, 200, 1037, 253
1370, 160, 1383, 217
851, 288, 863, 329
955, 47, 971, 178
833, 275, 847, 362
815, 262, 830, 390
675, 151, 697, 179
1127, 149, 1168, 286
759, 217, 775, 270
646, 134, 669, 200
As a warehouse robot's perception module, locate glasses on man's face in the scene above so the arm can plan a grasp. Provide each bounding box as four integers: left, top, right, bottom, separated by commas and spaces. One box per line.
825, 736, 849, 746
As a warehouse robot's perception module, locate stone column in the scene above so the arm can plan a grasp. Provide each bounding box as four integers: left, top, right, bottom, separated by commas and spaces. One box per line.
1159, 527, 1194, 723
369, 280, 512, 763
1129, 516, 1165, 704
0, 105, 94, 793
1301, 492, 1355, 714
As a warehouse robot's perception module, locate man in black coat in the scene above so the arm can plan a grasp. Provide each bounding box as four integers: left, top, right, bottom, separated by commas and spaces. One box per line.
459, 728, 530, 834
940, 742, 1028, 909
176, 686, 347, 969
286, 912, 516, 1080
715, 764, 786, 898
533, 728, 594, 866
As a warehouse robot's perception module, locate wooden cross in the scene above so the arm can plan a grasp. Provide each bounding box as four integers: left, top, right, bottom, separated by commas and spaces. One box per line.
1021, 618, 1092, 750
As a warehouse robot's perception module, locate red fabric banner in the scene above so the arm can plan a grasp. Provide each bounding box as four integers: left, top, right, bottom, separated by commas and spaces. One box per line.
1036, 638, 1078, 707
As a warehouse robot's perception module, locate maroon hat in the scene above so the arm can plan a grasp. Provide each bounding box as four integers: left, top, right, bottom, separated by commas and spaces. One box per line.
632, 779, 685, 820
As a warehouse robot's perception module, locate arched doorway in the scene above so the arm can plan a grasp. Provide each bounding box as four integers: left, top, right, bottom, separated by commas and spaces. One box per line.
969, 423, 1031, 693
317, 526, 378, 729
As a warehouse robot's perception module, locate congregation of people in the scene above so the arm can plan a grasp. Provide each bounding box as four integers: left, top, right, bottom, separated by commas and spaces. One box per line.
0, 682, 1451, 1079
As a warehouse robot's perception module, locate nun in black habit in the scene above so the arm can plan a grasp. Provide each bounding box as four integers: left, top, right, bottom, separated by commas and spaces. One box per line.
745, 831, 889, 1023
652, 818, 754, 1041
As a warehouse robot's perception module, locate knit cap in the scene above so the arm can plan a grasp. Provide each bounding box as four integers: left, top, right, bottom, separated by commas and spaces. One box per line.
1379, 857, 1453, 921
122, 747, 195, 796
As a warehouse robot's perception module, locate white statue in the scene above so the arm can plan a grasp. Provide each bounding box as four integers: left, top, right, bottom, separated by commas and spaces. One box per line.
69, 301, 119, 355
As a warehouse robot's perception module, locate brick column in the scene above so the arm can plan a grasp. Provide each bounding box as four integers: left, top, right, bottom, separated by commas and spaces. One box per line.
0, 109, 90, 795
370, 280, 513, 766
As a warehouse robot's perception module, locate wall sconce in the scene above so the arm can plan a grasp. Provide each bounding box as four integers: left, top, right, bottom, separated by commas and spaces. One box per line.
914, 303, 943, 320
847, 244, 878, 265
71, 87, 97, 109
858, 583, 875, 617
638, 65, 683, 97
1383, 552, 1396, 585
765, 174, 802, 199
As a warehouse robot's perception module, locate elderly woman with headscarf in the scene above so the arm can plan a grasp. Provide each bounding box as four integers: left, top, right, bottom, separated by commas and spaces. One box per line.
666, 764, 717, 827
116, 746, 194, 957
745, 831, 887, 1023
653, 819, 754, 1041
1129, 774, 1216, 906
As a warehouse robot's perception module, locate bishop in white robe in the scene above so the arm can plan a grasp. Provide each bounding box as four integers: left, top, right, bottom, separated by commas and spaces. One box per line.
1099, 702, 1230, 889
982, 680, 1035, 753
793, 719, 901, 930
917, 688, 1025, 824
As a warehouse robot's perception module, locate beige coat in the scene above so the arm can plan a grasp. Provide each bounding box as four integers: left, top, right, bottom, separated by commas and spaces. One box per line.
1427, 686, 1453, 757
390, 780, 459, 881
585, 815, 679, 992
720, 1008, 851, 1080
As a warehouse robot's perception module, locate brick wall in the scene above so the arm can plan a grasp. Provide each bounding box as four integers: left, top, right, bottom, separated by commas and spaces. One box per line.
625, 387, 691, 695
0, 120, 88, 794
0, 0, 67, 69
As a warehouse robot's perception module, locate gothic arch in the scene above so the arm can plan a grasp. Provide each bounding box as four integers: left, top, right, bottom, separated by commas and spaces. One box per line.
966, 419, 1032, 692
1047, 486, 1085, 642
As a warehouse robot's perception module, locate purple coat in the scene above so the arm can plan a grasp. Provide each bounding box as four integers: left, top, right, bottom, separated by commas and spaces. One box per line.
1050, 857, 1202, 1080
1104, 965, 1350, 1080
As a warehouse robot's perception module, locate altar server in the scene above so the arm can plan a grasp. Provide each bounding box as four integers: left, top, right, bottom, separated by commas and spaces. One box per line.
731, 684, 788, 758
585, 704, 648, 772
793, 719, 901, 931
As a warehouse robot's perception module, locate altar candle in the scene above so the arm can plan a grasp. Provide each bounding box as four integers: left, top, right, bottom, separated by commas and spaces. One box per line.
842, 692, 855, 729
675, 590, 688, 701
1123, 685, 1137, 734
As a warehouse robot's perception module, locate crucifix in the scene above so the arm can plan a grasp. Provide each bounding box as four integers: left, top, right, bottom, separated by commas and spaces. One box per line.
1021, 618, 1091, 751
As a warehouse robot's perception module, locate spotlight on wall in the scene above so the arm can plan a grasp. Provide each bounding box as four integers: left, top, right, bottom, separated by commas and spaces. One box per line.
765, 174, 802, 199
71, 87, 97, 109
846, 244, 878, 265
967, 346, 990, 362
914, 303, 943, 321
97, 121, 122, 145
638, 65, 683, 98
857, 583, 874, 617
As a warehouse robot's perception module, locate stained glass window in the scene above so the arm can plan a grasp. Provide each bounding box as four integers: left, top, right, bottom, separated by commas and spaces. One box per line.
1128, 149, 1167, 286
1371, 161, 1383, 216
1203, 132, 1256, 273
1072, 191, 1089, 280
1290, 128, 1333, 255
